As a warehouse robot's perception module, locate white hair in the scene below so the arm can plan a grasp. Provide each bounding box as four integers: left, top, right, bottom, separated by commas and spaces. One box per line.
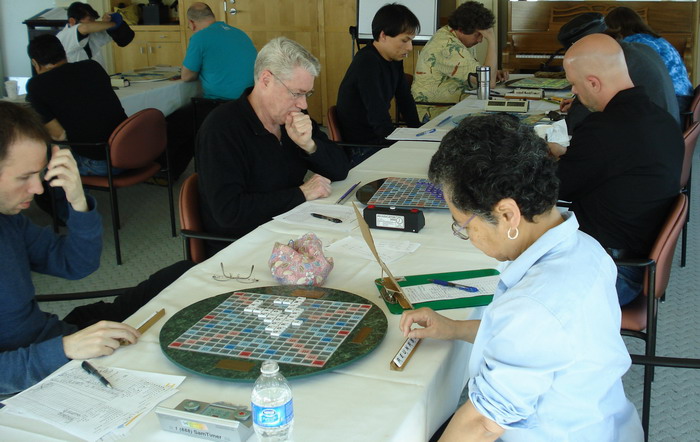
254, 37, 320, 82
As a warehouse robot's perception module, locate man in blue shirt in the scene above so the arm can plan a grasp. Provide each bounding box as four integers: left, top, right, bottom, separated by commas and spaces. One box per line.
182, 3, 257, 100
0, 102, 193, 395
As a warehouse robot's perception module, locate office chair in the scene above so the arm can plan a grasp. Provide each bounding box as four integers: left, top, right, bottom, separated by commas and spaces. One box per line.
683, 84, 700, 130
617, 193, 687, 438
178, 173, 236, 264
65, 108, 176, 265
680, 121, 699, 267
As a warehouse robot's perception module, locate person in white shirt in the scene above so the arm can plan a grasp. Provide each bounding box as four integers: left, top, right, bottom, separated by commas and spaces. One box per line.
56, 2, 123, 71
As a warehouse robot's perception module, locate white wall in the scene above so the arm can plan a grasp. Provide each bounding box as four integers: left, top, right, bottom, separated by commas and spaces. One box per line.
0, 0, 57, 78
0, 0, 107, 79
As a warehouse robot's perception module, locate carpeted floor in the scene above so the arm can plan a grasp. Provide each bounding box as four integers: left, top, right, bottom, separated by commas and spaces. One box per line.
31, 152, 700, 441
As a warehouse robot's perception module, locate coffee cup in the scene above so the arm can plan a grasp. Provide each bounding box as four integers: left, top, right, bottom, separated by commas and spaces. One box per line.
4, 80, 18, 100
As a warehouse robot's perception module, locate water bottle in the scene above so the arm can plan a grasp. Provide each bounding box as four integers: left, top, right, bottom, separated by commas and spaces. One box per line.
251, 361, 294, 441
476, 66, 491, 100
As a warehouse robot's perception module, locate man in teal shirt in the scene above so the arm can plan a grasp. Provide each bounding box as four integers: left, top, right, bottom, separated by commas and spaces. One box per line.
182, 3, 257, 100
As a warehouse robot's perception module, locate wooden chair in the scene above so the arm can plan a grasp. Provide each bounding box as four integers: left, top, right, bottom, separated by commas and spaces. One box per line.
680, 122, 699, 267
69, 108, 176, 265
178, 173, 236, 264
618, 193, 688, 437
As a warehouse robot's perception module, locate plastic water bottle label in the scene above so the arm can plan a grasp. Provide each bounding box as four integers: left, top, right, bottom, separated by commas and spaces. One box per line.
252, 399, 294, 427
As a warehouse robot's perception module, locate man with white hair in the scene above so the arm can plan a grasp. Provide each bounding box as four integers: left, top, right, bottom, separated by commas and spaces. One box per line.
551, 34, 683, 306
196, 37, 350, 258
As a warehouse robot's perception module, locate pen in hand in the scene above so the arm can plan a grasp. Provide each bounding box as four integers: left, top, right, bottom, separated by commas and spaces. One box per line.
81, 361, 113, 389
428, 279, 479, 293
311, 213, 342, 223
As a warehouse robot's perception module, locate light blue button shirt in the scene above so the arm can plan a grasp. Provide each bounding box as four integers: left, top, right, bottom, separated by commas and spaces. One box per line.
467, 212, 643, 441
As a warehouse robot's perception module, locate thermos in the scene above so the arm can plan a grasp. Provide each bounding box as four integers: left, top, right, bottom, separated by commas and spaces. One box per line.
476, 66, 491, 100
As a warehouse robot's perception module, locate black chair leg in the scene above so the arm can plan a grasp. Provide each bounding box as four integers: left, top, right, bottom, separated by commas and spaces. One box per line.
165, 148, 176, 237
641, 364, 652, 441
681, 222, 688, 267
106, 184, 122, 265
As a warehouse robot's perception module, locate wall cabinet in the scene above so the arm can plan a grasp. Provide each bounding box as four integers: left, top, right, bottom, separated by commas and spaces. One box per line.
112, 27, 183, 73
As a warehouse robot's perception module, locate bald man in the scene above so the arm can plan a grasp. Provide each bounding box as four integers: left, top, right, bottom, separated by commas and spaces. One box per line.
551, 34, 683, 306
181, 2, 257, 99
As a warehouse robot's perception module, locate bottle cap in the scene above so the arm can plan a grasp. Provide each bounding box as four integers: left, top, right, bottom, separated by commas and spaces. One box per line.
261, 360, 280, 374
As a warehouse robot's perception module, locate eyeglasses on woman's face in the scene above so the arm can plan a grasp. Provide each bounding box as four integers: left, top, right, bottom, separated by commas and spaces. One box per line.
451, 214, 476, 240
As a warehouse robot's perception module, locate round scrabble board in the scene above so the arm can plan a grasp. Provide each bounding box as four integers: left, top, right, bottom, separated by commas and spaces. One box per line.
160, 285, 388, 382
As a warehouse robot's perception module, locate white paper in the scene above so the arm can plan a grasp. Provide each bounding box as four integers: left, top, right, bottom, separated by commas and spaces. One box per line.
326, 236, 420, 264
273, 202, 358, 232
402, 275, 500, 303
1, 362, 184, 441
534, 119, 570, 147
38, 8, 67, 20
386, 127, 449, 141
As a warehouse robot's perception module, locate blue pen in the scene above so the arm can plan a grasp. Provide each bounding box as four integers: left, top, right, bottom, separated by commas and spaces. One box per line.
436, 115, 452, 127
428, 279, 478, 292
416, 128, 437, 137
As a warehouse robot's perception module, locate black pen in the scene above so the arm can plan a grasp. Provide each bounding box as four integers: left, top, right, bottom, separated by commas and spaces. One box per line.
311, 213, 342, 223
81, 361, 113, 389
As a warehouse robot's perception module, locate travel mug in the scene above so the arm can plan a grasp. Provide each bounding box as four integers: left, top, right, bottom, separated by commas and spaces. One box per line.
476, 66, 490, 100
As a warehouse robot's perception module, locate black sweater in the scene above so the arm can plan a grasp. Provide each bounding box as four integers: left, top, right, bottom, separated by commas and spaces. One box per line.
557, 87, 683, 257
336, 44, 420, 145
196, 89, 350, 256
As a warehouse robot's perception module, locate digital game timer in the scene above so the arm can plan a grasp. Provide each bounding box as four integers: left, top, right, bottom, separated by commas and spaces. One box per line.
155, 399, 253, 442
363, 205, 425, 233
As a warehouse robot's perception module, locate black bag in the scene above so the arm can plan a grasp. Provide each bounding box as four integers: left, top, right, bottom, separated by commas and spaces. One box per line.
107, 21, 135, 47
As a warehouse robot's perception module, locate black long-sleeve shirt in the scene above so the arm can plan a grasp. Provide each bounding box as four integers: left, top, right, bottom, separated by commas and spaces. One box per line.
336, 44, 420, 145
196, 89, 350, 257
26, 60, 127, 160
557, 87, 683, 257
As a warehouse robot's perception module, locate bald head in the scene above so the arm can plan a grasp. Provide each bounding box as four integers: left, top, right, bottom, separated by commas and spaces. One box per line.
563, 34, 633, 111
187, 2, 216, 31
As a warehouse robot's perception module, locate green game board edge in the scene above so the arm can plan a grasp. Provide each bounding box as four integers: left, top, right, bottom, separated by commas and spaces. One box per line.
159, 286, 388, 383
375, 268, 499, 315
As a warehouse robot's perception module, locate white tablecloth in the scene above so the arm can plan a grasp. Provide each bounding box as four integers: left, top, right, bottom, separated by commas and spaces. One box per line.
116, 79, 201, 117
0, 105, 501, 442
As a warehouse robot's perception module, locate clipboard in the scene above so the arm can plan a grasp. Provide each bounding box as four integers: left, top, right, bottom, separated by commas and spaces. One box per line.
375, 269, 498, 315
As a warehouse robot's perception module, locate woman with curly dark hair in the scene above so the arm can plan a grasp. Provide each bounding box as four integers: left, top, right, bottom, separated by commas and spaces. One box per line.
400, 114, 642, 441
605, 6, 693, 114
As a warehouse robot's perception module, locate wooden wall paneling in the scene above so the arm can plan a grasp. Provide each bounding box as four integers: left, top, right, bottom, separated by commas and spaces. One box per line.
226, 0, 323, 120
321, 0, 356, 126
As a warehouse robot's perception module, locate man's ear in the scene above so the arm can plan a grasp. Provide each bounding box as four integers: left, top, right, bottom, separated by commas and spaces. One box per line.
31, 59, 43, 74
259, 69, 274, 88
68, 17, 77, 26
586, 75, 602, 93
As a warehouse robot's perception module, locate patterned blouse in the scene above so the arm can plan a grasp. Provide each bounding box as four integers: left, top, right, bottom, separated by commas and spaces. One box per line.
412, 26, 479, 121
623, 33, 693, 97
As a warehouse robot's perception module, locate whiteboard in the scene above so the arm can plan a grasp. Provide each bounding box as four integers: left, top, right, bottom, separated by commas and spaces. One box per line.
357, 0, 438, 43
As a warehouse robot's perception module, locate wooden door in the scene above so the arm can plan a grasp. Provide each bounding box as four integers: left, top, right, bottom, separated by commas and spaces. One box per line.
224, 0, 323, 120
